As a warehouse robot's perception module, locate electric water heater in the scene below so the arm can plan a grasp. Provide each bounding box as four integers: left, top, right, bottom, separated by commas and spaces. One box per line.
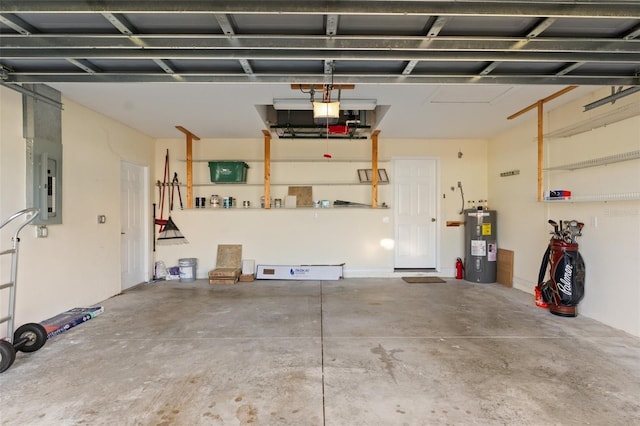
464, 208, 497, 283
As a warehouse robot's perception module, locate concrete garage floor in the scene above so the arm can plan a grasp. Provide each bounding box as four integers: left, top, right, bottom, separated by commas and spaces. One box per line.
1, 278, 639, 425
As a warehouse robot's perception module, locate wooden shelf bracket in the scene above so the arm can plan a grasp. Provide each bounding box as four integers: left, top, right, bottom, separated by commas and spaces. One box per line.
262, 130, 272, 209
507, 86, 577, 202
175, 125, 201, 208
371, 130, 381, 208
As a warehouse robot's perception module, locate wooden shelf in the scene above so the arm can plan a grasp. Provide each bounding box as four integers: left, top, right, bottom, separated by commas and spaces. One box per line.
183, 158, 391, 163
180, 206, 390, 211
179, 129, 384, 208
184, 182, 389, 187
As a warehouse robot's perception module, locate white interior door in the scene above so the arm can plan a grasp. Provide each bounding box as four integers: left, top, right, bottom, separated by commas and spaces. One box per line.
121, 161, 149, 289
394, 158, 438, 269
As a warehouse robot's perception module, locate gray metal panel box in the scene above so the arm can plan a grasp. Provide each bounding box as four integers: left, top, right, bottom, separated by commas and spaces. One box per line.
23, 84, 63, 225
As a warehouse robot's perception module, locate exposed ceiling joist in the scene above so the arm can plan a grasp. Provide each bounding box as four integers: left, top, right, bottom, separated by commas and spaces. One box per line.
0, 13, 35, 35
556, 62, 587, 76
214, 14, 235, 36
3, 49, 636, 65
403, 16, 449, 75
623, 24, 640, 39
2, 1, 640, 18
480, 17, 557, 77
1, 2, 638, 87
526, 17, 556, 38
101, 12, 134, 35
3, 35, 637, 53
426, 16, 449, 38
152, 59, 175, 74
8, 73, 637, 86
326, 14, 339, 36
214, 13, 254, 75
291, 84, 355, 91
66, 58, 98, 74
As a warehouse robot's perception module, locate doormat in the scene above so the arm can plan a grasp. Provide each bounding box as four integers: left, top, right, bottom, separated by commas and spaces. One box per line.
402, 277, 446, 284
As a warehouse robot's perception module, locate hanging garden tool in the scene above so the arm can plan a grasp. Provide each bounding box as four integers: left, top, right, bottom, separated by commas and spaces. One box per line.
156, 216, 188, 245
170, 172, 184, 210
155, 151, 188, 245
155, 149, 170, 230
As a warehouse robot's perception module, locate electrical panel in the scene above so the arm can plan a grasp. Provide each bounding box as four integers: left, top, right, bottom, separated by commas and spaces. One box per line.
26, 139, 62, 224
23, 84, 63, 225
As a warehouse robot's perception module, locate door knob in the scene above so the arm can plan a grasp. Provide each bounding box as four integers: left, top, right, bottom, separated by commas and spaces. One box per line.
431, 218, 436, 222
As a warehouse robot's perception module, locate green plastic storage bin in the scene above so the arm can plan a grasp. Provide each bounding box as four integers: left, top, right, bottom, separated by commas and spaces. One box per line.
208, 161, 249, 183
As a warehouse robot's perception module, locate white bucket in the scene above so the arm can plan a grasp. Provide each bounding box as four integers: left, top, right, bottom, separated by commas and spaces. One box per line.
178, 258, 197, 282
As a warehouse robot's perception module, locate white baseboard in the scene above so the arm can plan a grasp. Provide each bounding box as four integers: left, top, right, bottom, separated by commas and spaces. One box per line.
344, 268, 454, 278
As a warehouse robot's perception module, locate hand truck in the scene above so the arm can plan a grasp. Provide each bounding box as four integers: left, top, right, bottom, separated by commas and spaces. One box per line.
1, 208, 48, 373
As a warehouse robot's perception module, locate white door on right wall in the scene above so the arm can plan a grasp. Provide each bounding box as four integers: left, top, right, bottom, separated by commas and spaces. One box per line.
394, 158, 438, 269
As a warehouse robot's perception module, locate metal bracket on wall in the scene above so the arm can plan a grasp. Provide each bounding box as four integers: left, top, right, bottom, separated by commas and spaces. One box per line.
2, 82, 63, 109
583, 86, 640, 112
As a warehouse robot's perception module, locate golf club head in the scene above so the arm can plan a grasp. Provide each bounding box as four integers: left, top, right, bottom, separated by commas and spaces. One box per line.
568, 220, 583, 240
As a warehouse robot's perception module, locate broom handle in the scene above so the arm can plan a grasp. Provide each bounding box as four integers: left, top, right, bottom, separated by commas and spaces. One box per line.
175, 173, 184, 209
159, 149, 169, 222
152, 203, 156, 252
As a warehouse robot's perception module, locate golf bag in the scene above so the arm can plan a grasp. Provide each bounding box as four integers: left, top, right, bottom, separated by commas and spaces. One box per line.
537, 237, 585, 317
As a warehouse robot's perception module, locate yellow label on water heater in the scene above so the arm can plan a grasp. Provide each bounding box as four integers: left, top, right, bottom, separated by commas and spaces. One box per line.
482, 223, 492, 236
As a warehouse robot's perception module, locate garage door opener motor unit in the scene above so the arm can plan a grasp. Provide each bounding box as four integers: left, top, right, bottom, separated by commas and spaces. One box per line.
536, 219, 586, 317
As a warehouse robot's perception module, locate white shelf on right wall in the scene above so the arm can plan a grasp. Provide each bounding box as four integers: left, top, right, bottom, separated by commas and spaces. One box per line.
544, 192, 640, 203
544, 150, 640, 171
543, 106, 640, 203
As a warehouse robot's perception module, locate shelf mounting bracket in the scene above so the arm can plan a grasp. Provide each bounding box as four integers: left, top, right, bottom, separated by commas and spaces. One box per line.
175, 126, 200, 209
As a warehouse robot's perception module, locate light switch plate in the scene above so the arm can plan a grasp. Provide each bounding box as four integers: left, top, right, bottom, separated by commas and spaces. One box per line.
36, 225, 48, 238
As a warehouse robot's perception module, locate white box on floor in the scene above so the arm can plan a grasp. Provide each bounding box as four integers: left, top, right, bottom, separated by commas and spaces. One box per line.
256, 264, 344, 280
242, 259, 255, 275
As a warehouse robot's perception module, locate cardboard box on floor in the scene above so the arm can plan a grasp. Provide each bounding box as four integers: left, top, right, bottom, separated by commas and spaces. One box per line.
209, 244, 242, 284
256, 264, 344, 280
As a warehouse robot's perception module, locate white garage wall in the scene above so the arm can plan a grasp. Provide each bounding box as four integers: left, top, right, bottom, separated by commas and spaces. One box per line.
0, 86, 154, 330
488, 87, 640, 337
4, 83, 638, 338
153, 136, 488, 277
4, 83, 637, 338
